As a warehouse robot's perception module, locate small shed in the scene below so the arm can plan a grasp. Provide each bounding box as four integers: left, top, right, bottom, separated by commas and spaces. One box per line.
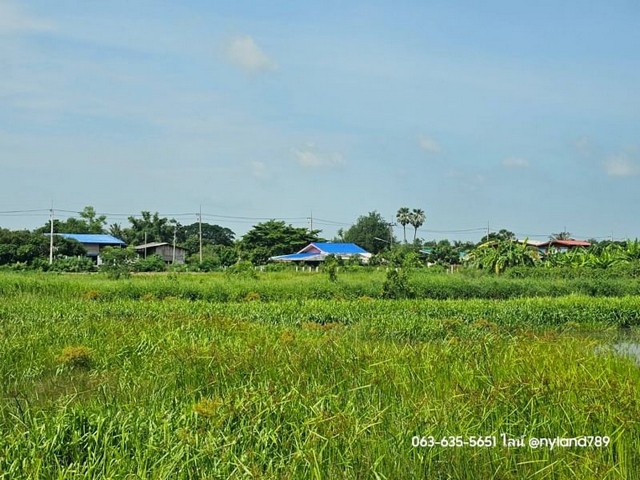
134, 242, 186, 264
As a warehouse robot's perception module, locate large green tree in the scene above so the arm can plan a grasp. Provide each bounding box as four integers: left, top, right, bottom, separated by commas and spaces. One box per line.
77, 206, 107, 233
423, 239, 466, 266
180, 223, 235, 255
343, 211, 394, 254
36, 206, 107, 235
124, 211, 175, 245
240, 220, 321, 265
0, 228, 86, 266
480, 229, 516, 245
0, 229, 48, 265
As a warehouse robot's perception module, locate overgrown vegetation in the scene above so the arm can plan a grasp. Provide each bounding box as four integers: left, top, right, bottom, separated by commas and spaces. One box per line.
3, 269, 640, 301
1, 271, 639, 477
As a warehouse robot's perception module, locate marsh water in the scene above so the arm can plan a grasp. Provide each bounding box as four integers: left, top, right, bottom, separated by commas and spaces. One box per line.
595, 327, 640, 365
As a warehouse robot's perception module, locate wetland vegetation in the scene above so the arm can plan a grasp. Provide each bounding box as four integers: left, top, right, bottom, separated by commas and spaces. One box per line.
1, 270, 639, 478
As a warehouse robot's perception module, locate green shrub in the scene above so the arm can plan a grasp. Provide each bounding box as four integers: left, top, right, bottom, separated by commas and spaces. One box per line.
226, 261, 258, 279
100, 247, 138, 279
322, 255, 339, 282
50, 257, 96, 273
133, 254, 166, 273
382, 268, 414, 299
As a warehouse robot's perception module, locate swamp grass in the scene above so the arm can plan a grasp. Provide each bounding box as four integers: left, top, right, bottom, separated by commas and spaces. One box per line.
1, 273, 640, 478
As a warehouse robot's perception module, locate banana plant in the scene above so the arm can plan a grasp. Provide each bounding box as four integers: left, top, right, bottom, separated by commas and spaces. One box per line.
466, 239, 539, 274
583, 244, 624, 268
622, 239, 640, 261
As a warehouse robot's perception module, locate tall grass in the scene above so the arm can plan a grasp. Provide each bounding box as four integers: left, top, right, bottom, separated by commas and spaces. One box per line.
3, 270, 640, 301
1, 273, 639, 477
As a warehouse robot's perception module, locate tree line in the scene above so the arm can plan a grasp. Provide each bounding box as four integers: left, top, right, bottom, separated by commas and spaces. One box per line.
1, 205, 635, 274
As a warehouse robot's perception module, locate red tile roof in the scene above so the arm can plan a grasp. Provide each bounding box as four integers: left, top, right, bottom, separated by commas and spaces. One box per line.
538, 239, 591, 247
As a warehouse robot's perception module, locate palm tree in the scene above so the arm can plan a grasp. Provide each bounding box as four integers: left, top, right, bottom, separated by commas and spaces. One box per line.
409, 209, 425, 242
551, 231, 572, 240
396, 207, 411, 243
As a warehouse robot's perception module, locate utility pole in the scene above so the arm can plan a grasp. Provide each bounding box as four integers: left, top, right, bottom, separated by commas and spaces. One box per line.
198, 205, 203, 263
49, 204, 54, 265
309, 210, 313, 232
486, 221, 490, 242
172, 222, 177, 264
388, 218, 395, 246
144, 232, 147, 259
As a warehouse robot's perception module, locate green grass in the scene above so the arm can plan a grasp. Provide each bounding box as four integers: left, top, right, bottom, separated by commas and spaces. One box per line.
2, 269, 640, 301
1, 272, 640, 478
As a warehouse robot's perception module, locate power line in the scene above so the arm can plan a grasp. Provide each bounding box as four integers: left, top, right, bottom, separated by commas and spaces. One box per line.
419, 227, 487, 234
0, 213, 52, 217
0, 205, 633, 241
0, 209, 49, 214
313, 217, 351, 226
201, 213, 309, 221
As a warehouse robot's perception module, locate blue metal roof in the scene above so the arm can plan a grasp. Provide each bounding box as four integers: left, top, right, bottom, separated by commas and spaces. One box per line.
57, 233, 126, 245
270, 243, 370, 262
309, 243, 368, 254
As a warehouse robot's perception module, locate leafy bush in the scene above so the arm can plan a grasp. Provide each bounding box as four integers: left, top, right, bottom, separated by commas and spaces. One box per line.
50, 256, 96, 273
322, 254, 339, 282
382, 268, 414, 299
100, 247, 138, 279
262, 262, 292, 272
133, 255, 166, 273
384, 244, 423, 268
226, 261, 258, 279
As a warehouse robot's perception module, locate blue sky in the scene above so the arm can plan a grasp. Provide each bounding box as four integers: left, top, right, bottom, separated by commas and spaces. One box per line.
1, 0, 639, 242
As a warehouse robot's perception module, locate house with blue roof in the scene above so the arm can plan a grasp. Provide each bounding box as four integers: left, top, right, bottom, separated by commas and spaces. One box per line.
51, 233, 126, 264
270, 242, 372, 263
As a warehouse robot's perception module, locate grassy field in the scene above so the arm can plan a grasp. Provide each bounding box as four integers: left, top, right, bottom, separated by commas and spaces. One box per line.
1, 271, 640, 478
3, 268, 640, 301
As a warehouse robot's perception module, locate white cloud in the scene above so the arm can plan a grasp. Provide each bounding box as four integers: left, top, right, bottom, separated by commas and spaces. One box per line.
225, 35, 276, 73
604, 153, 639, 177
418, 135, 441, 154
0, 2, 55, 35
574, 136, 594, 156
292, 145, 344, 169
446, 169, 486, 191
502, 157, 530, 168
249, 160, 268, 179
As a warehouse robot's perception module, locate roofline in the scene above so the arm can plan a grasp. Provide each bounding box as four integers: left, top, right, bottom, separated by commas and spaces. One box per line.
134, 242, 171, 249
538, 240, 591, 247
46, 233, 126, 245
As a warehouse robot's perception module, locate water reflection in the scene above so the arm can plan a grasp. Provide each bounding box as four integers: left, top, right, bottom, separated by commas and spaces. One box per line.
606, 327, 640, 365
613, 342, 640, 365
